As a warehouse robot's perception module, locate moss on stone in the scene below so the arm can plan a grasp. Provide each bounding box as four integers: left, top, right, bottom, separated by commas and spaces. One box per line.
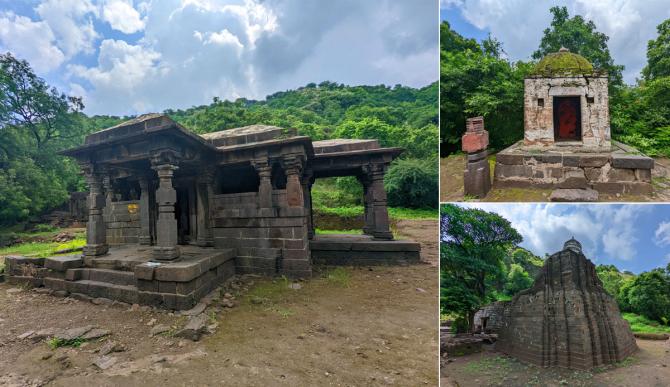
531, 49, 594, 77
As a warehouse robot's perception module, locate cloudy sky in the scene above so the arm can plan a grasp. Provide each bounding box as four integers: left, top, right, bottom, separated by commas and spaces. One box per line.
440, 0, 670, 84
455, 203, 670, 274
0, 0, 438, 115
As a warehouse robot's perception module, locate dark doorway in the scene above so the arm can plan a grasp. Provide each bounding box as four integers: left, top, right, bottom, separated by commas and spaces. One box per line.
176, 187, 191, 245
553, 96, 581, 141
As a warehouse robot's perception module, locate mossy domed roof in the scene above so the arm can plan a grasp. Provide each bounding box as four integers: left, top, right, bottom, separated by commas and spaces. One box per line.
531, 47, 594, 77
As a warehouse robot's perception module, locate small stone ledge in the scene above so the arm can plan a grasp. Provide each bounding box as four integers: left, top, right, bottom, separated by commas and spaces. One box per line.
44, 255, 83, 272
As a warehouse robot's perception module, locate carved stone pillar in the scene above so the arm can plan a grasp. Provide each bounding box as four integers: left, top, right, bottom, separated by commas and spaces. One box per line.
151, 152, 180, 260
196, 168, 214, 247
138, 177, 152, 245
301, 169, 315, 239
283, 156, 304, 208
253, 159, 273, 209
82, 163, 108, 258
102, 172, 113, 220
358, 174, 375, 236
366, 164, 393, 240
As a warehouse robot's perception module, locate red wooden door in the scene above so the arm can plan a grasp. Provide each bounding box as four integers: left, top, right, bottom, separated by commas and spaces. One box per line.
553, 97, 581, 141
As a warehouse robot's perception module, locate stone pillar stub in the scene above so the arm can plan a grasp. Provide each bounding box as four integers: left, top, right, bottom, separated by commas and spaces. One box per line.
364, 163, 393, 240
282, 156, 305, 208
81, 163, 109, 259
151, 151, 180, 260
253, 158, 273, 210
462, 117, 492, 198
464, 150, 491, 198
138, 177, 152, 245
196, 168, 215, 247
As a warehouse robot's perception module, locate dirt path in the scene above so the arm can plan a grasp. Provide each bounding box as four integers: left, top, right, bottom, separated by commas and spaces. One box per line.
0, 219, 438, 386
440, 154, 670, 202
441, 339, 670, 387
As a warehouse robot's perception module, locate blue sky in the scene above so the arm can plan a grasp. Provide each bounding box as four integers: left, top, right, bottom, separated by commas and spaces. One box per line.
440, 0, 670, 85
457, 203, 670, 274
0, 0, 438, 116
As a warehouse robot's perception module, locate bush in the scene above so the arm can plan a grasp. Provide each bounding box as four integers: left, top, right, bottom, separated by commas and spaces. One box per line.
385, 158, 438, 208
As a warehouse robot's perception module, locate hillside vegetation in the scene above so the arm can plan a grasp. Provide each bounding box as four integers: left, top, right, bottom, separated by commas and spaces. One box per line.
0, 51, 437, 226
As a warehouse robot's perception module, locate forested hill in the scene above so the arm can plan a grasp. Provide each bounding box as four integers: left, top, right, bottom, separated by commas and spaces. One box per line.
165, 81, 438, 159
0, 50, 437, 225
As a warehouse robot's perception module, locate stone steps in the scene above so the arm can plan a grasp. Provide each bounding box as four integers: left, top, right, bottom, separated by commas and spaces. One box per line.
71, 280, 139, 304
65, 268, 137, 286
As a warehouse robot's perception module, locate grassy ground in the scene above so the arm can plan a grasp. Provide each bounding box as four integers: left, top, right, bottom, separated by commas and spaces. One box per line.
623, 313, 670, 334
315, 205, 437, 220
315, 228, 363, 235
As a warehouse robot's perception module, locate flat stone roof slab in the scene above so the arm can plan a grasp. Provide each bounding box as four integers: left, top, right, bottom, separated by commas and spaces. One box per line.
201, 125, 297, 147
312, 139, 380, 154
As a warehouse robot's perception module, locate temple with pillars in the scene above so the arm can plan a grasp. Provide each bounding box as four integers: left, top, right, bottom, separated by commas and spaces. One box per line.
5, 114, 420, 310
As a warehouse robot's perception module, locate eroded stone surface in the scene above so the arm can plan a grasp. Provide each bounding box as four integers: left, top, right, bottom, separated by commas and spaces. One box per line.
496, 238, 638, 369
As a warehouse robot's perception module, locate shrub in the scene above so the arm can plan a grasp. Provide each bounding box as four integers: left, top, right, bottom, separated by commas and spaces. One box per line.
384, 158, 438, 208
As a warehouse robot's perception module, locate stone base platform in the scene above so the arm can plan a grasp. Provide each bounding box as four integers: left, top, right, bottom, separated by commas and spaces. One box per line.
310, 235, 421, 265
5, 245, 236, 310
494, 140, 654, 195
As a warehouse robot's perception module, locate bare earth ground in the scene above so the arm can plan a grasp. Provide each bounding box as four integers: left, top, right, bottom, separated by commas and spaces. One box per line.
0, 219, 438, 387
440, 154, 670, 202
441, 339, 670, 387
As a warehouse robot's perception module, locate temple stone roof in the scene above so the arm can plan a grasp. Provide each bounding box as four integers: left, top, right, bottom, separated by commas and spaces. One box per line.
530, 47, 595, 77
84, 113, 174, 145
312, 139, 380, 154
200, 125, 297, 147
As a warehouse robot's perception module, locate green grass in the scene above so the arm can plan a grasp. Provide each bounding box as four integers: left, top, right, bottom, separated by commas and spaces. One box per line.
315, 228, 362, 235
325, 267, 351, 287
622, 312, 670, 334
47, 337, 85, 349
314, 205, 437, 220
0, 238, 86, 258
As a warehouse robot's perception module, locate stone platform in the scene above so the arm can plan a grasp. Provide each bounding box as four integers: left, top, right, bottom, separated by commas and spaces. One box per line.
5, 245, 235, 310
494, 140, 654, 195
310, 235, 421, 265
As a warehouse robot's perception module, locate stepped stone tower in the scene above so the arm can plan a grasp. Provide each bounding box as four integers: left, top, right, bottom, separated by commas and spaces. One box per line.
497, 237, 637, 369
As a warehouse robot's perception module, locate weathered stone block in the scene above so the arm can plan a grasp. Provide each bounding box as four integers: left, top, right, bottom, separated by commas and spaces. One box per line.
611, 154, 654, 169
578, 155, 609, 168
495, 153, 524, 165
494, 164, 532, 178
635, 168, 652, 182
607, 168, 636, 182
159, 281, 177, 294
462, 130, 489, 153
44, 255, 83, 272
134, 264, 155, 280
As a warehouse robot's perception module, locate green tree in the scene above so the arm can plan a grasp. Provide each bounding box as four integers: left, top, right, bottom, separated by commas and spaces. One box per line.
533, 6, 624, 87
643, 19, 670, 81
440, 21, 530, 154
620, 268, 670, 324
440, 204, 522, 330
504, 263, 533, 296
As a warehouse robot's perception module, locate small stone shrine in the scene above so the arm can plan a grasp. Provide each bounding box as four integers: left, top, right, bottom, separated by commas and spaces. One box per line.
6, 114, 420, 309
496, 237, 638, 370
462, 116, 491, 198
494, 48, 654, 197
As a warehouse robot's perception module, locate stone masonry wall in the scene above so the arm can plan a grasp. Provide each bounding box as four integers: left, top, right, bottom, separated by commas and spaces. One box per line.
497, 248, 637, 369
524, 76, 610, 148
473, 301, 509, 333
105, 200, 140, 245
210, 190, 311, 278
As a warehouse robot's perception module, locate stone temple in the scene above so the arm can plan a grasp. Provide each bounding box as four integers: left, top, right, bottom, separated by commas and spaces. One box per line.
5, 114, 420, 309
494, 48, 654, 197
495, 237, 638, 370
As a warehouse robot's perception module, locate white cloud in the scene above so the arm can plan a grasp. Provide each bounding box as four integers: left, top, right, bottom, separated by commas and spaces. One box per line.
0, 12, 65, 72
102, 0, 146, 34
654, 221, 670, 246
447, 0, 670, 83
35, 0, 98, 58
460, 204, 647, 261
68, 39, 161, 92
63, 0, 437, 115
